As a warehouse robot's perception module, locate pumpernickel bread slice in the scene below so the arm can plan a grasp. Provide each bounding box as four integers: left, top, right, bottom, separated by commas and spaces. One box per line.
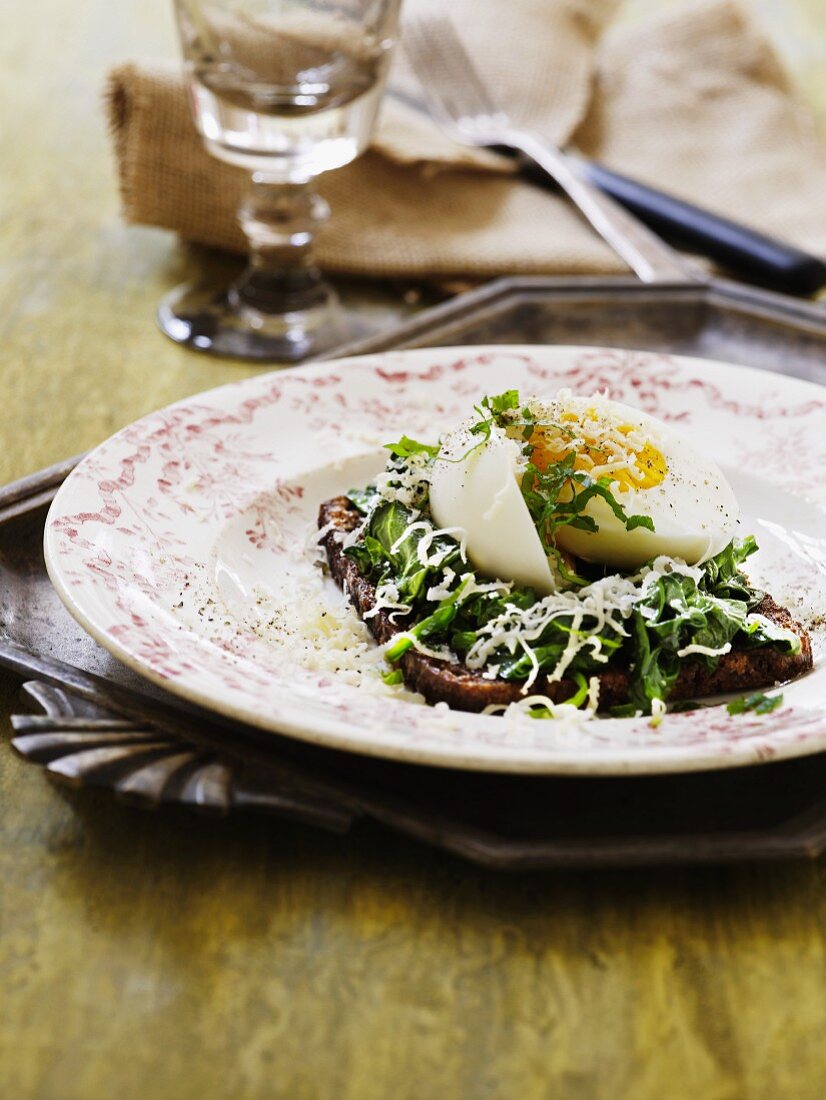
319, 496, 813, 713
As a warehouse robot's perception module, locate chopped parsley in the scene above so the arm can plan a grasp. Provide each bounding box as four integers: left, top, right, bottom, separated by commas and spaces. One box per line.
465, 389, 656, 584
727, 691, 784, 716
383, 435, 440, 460
520, 451, 654, 587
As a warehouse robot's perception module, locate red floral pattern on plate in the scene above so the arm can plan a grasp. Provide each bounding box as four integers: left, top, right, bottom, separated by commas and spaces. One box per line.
44, 346, 826, 775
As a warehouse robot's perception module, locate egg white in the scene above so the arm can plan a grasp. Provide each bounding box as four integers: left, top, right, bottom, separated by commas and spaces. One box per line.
549, 396, 739, 569
429, 395, 740, 590
429, 425, 558, 592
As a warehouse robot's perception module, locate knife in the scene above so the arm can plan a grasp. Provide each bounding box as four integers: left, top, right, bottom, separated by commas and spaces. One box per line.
390, 87, 826, 296
509, 149, 826, 295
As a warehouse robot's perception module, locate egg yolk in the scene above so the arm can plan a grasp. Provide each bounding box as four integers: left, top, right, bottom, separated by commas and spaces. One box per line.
526, 414, 667, 493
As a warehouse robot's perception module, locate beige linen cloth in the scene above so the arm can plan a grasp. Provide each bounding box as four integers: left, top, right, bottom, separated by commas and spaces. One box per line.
106, 0, 826, 279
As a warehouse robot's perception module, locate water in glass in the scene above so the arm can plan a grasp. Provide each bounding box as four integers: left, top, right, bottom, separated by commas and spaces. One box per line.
159, 0, 401, 361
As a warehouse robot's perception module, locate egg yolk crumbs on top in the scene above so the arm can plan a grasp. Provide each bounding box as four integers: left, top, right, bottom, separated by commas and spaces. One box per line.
524, 410, 668, 493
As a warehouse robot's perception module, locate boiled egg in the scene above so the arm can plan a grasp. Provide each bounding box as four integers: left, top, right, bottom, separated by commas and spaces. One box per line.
430, 425, 561, 592
429, 392, 739, 591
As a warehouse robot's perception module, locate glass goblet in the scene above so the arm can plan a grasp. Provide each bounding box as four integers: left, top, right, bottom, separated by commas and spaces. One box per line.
160, 0, 402, 362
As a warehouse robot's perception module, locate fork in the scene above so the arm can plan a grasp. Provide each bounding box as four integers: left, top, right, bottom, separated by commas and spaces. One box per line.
403, 15, 692, 284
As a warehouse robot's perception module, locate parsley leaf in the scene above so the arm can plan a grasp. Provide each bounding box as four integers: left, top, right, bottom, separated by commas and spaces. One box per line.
383, 435, 440, 460
520, 457, 656, 587
726, 691, 783, 715
488, 390, 520, 416
468, 390, 523, 441
626, 514, 656, 532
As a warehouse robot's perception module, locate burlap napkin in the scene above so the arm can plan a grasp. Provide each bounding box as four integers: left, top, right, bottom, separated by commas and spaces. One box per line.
106, 0, 826, 279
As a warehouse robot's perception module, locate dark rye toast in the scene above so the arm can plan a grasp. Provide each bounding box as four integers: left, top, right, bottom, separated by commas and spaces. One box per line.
319, 496, 813, 713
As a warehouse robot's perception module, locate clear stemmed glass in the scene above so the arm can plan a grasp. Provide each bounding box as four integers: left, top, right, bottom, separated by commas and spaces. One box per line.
160, 0, 402, 362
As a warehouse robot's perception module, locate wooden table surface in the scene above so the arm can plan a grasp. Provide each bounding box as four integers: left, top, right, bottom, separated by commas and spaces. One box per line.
2, 2, 825, 1097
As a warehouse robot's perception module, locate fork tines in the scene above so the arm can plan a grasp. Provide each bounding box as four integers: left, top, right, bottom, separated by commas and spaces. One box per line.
403, 14, 506, 129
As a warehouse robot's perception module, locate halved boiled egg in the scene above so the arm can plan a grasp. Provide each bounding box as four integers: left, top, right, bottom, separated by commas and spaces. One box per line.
429, 392, 739, 592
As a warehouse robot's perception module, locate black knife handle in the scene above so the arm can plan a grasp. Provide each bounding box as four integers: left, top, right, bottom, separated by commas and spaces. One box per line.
506, 147, 826, 294
578, 161, 826, 295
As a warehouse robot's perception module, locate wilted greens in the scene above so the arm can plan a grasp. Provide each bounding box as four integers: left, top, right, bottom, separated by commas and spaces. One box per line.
341, 400, 800, 717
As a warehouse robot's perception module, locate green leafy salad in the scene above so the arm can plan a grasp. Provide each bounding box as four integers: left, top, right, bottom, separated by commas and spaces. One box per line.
339, 390, 801, 717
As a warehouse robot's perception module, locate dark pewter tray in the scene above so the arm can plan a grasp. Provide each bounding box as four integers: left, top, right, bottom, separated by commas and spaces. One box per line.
4, 275, 826, 870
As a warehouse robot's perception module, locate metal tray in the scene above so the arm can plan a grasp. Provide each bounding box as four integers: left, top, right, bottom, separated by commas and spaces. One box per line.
4, 275, 826, 870
335, 275, 826, 382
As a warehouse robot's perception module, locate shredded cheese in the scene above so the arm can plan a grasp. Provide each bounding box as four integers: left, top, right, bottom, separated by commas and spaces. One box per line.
390, 521, 468, 568
317, 413, 753, 722
677, 641, 732, 658
463, 572, 640, 678
382, 631, 458, 664
372, 451, 432, 508
364, 581, 411, 621
649, 697, 667, 727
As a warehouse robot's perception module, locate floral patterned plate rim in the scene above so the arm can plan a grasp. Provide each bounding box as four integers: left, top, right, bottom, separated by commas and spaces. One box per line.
44, 346, 826, 775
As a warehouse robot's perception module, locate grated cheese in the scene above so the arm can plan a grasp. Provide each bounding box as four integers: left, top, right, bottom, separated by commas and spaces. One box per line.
745, 612, 800, 650
516, 390, 657, 493
677, 641, 732, 658
390, 521, 469, 568
246, 570, 425, 700
382, 631, 459, 664
364, 580, 411, 621
315, 407, 753, 722
463, 572, 641, 677
482, 691, 600, 729
373, 450, 432, 509
649, 697, 667, 727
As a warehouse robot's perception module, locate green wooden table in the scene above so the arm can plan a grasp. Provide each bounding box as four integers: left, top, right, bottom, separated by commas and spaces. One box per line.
2, 2, 826, 1097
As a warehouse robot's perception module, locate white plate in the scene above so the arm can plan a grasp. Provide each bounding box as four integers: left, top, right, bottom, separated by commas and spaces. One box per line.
45, 346, 826, 775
